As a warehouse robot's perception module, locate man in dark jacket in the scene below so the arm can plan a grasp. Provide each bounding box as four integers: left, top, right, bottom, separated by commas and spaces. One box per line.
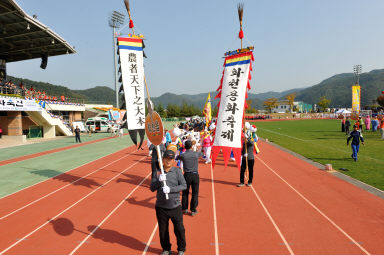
74, 126, 81, 143
238, 135, 255, 187
150, 150, 187, 255
347, 125, 365, 162
177, 140, 203, 216
345, 117, 351, 135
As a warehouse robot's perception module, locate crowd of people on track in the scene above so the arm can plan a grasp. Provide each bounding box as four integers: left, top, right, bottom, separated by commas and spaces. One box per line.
147, 118, 260, 255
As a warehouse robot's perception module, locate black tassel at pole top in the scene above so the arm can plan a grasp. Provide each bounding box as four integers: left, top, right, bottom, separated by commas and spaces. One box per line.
238, 3, 244, 48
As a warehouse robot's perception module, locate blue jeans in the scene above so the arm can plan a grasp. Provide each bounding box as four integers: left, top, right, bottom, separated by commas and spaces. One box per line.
351, 144, 360, 160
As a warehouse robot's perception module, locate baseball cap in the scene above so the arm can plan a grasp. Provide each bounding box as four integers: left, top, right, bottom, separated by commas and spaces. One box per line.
163, 150, 175, 159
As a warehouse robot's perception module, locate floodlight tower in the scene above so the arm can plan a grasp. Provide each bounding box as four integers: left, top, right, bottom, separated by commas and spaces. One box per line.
353, 64, 362, 85
109, 11, 125, 108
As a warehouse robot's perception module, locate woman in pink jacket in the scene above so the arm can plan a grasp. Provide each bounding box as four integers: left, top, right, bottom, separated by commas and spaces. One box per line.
202, 131, 212, 164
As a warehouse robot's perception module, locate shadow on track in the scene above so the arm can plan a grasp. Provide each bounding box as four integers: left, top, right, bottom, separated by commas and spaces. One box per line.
126, 196, 156, 209
29, 169, 101, 188
49, 218, 162, 253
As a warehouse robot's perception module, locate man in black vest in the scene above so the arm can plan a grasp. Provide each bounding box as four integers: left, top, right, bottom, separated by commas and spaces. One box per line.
177, 140, 203, 216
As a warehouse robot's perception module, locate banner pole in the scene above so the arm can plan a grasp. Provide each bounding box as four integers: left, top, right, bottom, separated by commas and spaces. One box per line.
156, 145, 169, 200
243, 114, 249, 181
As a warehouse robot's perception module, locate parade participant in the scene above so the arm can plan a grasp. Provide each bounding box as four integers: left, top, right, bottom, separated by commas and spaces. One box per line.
380, 119, 384, 139
358, 117, 364, 133
371, 116, 378, 132
119, 126, 124, 138
345, 117, 351, 135
347, 125, 364, 161
238, 133, 255, 187
173, 127, 185, 167
202, 130, 212, 164
149, 141, 166, 172
341, 117, 346, 132
173, 128, 184, 153
165, 129, 172, 147
74, 126, 81, 143
177, 140, 203, 216
365, 116, 371, 130
150, 150, 187, 255
250, 125, 260, 154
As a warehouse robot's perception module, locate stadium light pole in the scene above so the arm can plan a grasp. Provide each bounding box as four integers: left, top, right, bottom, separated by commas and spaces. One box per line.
353, 64, 362, 85
109, 11, 125, 108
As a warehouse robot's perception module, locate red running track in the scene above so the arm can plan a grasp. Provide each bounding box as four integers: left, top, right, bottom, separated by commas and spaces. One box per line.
0, 141, 383, 254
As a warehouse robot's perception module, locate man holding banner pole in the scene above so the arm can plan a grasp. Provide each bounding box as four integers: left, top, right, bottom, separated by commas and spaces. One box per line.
146, 104, 187, 254
150, 149, 187, 255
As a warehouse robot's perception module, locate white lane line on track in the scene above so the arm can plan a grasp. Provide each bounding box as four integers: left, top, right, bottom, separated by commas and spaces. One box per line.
258, 128, 308, 142
210, 163, 220, 255
249, 185, 294, 255
70, 171, 152, 254
255, 156, 371, 255
0, 144, 137, 200
0, 156, 147, 255
143, 163, 220, 255
0, 150, 137, 220
142, 223, 158, 255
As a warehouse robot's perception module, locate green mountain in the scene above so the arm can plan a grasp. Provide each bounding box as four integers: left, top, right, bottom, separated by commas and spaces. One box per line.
7, 75, 84, 100
254, 88, 304, 101
151, 92, 264, 110
73, 86, 115, 105
295, 69, 384, 107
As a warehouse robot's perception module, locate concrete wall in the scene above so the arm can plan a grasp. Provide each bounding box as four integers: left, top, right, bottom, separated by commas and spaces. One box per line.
22, 115, 37, 130
7, 111, 22, 136
0, 113, 36, 135
0, 116, 8, 135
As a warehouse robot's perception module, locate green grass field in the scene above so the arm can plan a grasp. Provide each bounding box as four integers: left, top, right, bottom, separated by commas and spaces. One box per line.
253, 119, 384, 191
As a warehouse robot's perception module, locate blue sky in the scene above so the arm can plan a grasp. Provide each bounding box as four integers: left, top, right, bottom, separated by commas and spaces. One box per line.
7, 0, 384, 97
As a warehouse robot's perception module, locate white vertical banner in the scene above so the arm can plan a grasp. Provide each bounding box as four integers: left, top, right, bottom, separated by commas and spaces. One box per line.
118, 37, 145, 130
213, 56, 251, 148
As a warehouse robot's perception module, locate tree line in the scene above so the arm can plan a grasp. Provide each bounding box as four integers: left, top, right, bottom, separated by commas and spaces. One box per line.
262, 92, 384, 113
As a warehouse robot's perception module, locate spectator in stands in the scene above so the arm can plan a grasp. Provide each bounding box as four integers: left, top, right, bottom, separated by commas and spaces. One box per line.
0, 126, 2, 139
74, 126, 81, 143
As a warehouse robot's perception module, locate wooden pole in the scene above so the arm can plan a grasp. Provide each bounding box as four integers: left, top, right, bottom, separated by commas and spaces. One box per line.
243, 115, 249, 181
156, 145, 169, 200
